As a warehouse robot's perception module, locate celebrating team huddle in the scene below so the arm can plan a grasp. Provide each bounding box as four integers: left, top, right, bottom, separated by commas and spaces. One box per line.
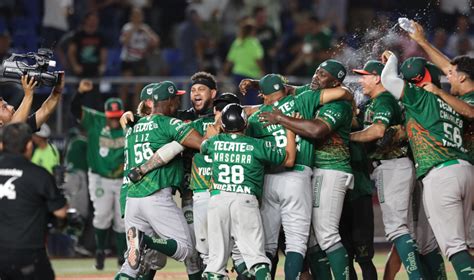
83, 20, 474, 280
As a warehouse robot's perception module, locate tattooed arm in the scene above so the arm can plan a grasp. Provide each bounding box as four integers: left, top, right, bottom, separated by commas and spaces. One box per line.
128, 141, 184, 183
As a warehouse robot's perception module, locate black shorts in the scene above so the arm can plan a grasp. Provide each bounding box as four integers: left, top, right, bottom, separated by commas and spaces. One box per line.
339, 194, 375, 262
0, 248, 54, 280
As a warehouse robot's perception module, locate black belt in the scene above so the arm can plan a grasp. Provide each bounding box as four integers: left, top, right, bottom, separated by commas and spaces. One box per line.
372, 156, 407, 169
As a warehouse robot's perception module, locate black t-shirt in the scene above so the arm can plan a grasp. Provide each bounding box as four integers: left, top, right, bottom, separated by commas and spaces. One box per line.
71, 30, 105, 77
0, 153, 66, 249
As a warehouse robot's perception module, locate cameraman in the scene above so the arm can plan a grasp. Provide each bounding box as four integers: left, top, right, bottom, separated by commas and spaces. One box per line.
0, 72, 65, 131
0, 122, 68, 280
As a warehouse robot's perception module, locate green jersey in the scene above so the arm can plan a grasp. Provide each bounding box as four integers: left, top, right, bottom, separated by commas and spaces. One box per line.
201, 133, 286, 199
458, 91, 474, 163
189, 116, 215, 191
314, 101, 352, 173
82, 107, 124, 178
124, 115, 193, 197
247, 95, 314, 168
347, 141, 374, 201
364, 91, 406, 160
65, 135, 88, 172
294, 84, 311, 96
401, 83, 469, 178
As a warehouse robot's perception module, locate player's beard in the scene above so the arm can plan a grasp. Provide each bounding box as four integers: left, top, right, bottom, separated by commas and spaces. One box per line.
194, 98, 213, 115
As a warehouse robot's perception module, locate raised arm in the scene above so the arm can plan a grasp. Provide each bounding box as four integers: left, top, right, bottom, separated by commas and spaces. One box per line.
70, 79, 93, 121
35, 71, 65, 128
10, 75, 37, 123
409, 21, 451, 75
381, 52, 404, 100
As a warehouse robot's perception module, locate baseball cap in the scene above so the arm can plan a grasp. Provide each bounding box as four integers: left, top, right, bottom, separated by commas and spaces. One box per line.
213, 92, 241, 111
400, 57, 433, 86
140, 83, 160, 101
259, 74, 285, 95
104, 98, 124, 118
353, 60, 384, 76
318, 59, 347, 82
152, 81, 186, 102
35, 123, 51, 138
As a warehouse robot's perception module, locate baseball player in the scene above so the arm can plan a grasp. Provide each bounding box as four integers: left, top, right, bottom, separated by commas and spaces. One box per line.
381, 50, 474, 279
246, 74, 313, 280
260, 60, 354, 280
349, 60, 425, 279
340, 127, 377, 279
70, 80, 127, 270
408, 21, 473, 163
201, 103, 296, 280
188, 92, 241, 268
116, 81, 204, 279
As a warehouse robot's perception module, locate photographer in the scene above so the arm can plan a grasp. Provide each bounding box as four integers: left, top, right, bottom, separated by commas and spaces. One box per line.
0, 122, 68, 280
0, 72, 65, 131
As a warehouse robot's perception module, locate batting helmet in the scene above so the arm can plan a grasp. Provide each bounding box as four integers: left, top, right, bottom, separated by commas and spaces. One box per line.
221, 103, 247, 132
213, 92, 241, 112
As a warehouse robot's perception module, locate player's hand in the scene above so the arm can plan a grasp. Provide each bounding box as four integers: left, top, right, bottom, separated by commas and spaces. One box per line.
78, 79, 93, 94
128, 167, 144, 183
120, 111, 134, 129
239, 79, 254, 96
420, 82, 442, 96
259, 107, 284, 126
381, 50, 394, 64
21, 75, 38, 97
52, 71, 65, 95
409, 21, 427, 43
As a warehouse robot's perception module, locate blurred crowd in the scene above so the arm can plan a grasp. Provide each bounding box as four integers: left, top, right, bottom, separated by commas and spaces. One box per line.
0, 0, 472, 109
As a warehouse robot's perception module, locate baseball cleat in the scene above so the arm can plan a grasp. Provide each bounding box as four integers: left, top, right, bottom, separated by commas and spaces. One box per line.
125, 227, 143, 270
94, 250, 105, 270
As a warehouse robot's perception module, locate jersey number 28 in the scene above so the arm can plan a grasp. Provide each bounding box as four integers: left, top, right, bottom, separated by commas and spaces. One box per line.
218, 164, 244, 184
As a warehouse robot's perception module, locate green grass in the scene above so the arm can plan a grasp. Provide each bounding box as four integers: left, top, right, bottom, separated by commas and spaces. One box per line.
51, 251, 456, 279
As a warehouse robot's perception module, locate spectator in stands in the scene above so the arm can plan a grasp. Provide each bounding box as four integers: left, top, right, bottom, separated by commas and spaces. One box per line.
68, 12, 107, 78
31, 123, 60, 175
224, 18, 264, 105
446, 15, 474, 57
68, 12, 107, 111
432, 28, 452, 58
253, 6, 278, 73
118, 7, 160, 110
41, 0, 72, 48
177, 8, 205, 76
456, 35, 474, 57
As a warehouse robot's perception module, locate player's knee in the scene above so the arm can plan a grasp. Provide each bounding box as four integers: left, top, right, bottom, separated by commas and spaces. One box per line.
316, 231, 341, 251
285, 242, 307, 256
92, 214, 113, 229
172, 241, 193, 262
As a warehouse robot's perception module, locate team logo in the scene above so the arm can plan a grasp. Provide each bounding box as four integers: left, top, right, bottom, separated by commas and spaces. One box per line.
147, 88, 153, 95
168, 86, 175, 94
246, 144, 254, 151
0, 176, 18, 200
273, 84, 280, 90
99, 147, 109, 157
95, 187, 104, 198
337, 70, 344, 79
321, 62, 327, 67
184, 210, 193, 224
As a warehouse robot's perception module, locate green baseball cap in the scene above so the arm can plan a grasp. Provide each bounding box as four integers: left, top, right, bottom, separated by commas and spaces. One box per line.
152, 81, 186, 102
140, 83, 160, 101
318, 59, 347, 82
104, 98, 124, 118
400, 57, 428, 84
353, 60, 384, 76
259, 74, 285, 95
